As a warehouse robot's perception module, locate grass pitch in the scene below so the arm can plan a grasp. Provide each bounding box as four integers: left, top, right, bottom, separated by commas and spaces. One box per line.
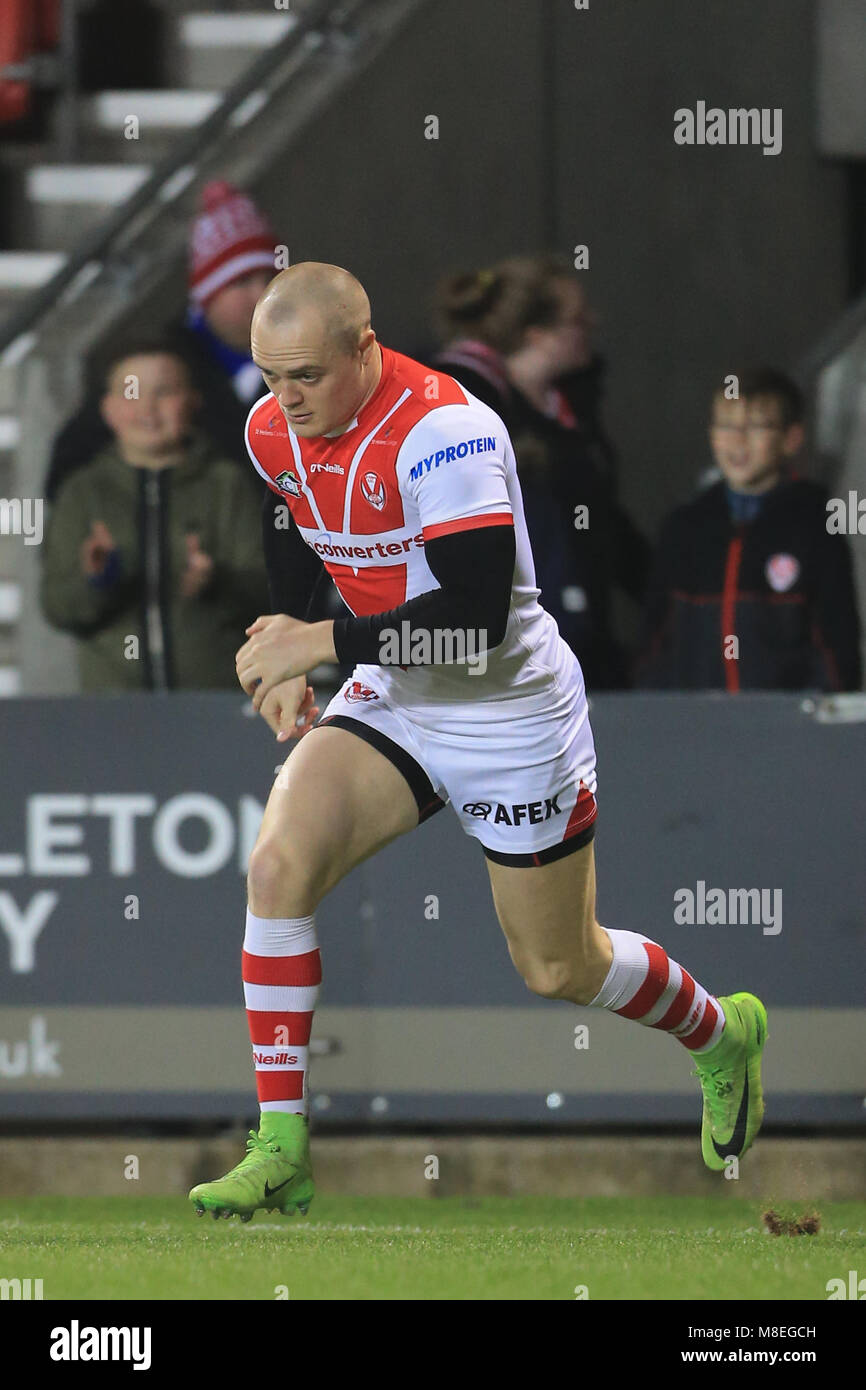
1, 1195, 864, 1300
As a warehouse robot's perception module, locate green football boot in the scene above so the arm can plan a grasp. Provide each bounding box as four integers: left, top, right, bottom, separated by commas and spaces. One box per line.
692, 992, 768, 1172
189, 1114, 314, 1222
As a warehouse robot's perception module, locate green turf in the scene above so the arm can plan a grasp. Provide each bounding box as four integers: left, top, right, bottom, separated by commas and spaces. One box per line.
1, 1196, 864, 1300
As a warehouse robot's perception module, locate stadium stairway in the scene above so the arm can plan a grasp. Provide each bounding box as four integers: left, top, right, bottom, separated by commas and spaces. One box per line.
0, 4, 297, 693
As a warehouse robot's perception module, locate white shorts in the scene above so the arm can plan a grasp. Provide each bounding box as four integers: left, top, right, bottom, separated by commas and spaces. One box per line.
316, 639, 598, 866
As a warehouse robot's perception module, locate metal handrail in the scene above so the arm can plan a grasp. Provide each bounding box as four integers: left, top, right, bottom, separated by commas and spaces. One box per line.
796, 288, 866, 383
0, 0, 341, 356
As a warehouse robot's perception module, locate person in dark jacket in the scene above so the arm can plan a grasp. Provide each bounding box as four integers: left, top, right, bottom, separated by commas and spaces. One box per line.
430, 255, 650, 688
44, 180, 279, 502
40, 341, 269, 691
635, 367, 862, 692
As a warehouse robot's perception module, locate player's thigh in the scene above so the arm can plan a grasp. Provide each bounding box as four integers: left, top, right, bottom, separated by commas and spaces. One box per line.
485, 839, 602, 978
249, 725, 420, 909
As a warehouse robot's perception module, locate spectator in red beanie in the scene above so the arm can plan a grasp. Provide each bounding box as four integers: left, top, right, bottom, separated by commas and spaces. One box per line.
184, 180, 280, 404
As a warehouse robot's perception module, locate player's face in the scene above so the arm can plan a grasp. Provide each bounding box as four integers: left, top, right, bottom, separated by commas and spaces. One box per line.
205, 270, 274, 352
101, 354, 199, 455
709, 395, 797, 493
251, 313, 372, 438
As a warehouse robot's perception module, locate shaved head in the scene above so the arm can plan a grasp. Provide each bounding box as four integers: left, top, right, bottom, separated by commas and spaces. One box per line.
250, 262, 381, 438
253, 262, 371, 356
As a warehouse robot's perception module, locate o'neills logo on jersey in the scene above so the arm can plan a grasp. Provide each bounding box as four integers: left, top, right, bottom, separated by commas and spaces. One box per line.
274, 469, 302, 497
361, 471, 386, 510
345, 681, 379, 703
309, 462, 345, 475
462, 793, 563, 826
409, 436, 497, 483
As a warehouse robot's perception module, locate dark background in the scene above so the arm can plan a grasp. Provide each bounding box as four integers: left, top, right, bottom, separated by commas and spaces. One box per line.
244, 0, 849, 535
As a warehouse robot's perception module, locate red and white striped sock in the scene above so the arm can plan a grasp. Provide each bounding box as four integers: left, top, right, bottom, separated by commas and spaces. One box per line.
588, 929, 725, 1052
242, 909, 321, 1117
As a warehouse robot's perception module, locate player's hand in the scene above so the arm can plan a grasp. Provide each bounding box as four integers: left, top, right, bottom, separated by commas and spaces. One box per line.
81, 520, 117, 577
179, 533, 214, 598
236, 614, 336, 708
259, 676, 320, 741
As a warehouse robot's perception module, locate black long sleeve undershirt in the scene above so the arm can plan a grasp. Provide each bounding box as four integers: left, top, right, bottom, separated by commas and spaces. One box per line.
261, 487, 325, 619
261, 488, 515, 665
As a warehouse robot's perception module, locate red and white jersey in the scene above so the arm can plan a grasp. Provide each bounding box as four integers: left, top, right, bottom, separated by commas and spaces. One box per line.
245, 344, 566, 713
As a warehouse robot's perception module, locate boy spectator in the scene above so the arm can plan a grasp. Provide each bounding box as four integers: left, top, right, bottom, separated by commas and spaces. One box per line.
40, 340, 269, 691
636, 368, 861, 691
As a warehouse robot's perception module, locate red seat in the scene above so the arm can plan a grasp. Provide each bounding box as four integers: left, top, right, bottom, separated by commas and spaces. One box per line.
0, 0, 61, 125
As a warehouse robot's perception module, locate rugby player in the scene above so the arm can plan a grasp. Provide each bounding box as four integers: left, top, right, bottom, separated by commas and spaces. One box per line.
189, 263, 767, 1221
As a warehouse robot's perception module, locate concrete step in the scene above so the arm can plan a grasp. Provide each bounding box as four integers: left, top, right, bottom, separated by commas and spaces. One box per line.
0, 415, 21, 451
79, 88, 268, 164
22, 165, 153, 253
0, 581, 22, 624
0, 252, 66, 288
1, 80, 269, 247
0, 666, 21, 695
168, 11, 298, 90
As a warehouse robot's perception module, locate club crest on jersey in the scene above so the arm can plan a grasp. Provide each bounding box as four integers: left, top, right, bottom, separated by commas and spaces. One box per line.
765, 552, 800, 592
345, 680, 380, 703
361, 471, 386, 511
274, 469, 302, 498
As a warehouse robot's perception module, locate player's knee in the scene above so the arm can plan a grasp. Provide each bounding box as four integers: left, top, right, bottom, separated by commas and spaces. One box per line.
247, 837, 322, 915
